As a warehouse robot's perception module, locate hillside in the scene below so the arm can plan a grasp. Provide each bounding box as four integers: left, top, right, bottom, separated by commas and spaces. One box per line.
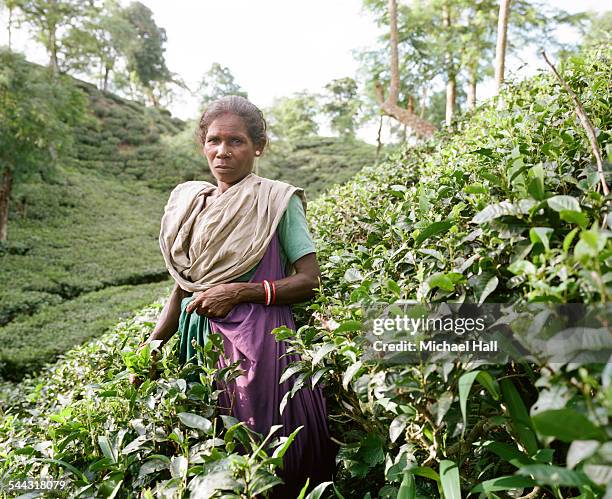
0, 78, 202, 380
71, 80, 213, 191
0, 48, 609, 497
259, 136, 378, 199
0, 76, 377, 381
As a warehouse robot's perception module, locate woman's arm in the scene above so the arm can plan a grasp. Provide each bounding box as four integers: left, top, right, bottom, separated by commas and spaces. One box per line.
142, 282, 192, 348
185, 252, 321, 316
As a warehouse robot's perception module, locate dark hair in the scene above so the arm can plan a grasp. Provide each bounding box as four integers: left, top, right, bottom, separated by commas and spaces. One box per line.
196, 95, 268, 150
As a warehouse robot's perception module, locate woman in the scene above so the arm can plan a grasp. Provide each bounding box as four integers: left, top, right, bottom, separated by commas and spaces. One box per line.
137, 95, 337, 497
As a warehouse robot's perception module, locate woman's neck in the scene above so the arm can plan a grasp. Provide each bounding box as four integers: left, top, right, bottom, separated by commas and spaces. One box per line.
216, 172, 252, 194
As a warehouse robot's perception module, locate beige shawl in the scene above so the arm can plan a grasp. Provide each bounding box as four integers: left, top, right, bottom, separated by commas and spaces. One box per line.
159, 173, 306, 293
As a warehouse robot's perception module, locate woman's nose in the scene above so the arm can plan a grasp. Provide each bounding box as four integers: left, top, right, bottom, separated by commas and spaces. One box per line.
217, 142, 229, 156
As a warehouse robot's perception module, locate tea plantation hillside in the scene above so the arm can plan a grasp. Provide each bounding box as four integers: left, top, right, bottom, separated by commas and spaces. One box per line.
259, 136, 378, 198
0, 76, 205, 381
0, 72, 376, 382
0, 48, 610, 498
70, 80, 213, 192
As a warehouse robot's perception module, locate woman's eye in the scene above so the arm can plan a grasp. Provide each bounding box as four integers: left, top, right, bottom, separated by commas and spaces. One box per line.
232, 138, 242, 144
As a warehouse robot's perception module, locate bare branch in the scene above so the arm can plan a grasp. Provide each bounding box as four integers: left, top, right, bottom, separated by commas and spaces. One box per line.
541, 50, 609, 197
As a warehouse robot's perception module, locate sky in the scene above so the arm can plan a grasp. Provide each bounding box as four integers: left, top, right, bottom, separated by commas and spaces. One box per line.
0, 0, 607, 142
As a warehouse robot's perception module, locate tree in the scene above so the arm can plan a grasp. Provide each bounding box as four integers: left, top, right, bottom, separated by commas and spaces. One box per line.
360, 0, 580, 128
322, 77, 360, 139
578, 10, 612, 50
197, 63, 248, 110
266, 92, 320, 143
61, 0, 136, 91
0, 50, 85, 241
494, 0, 511, 94
441, 0, 458, 125
458, 0, 498, 110
13, 0, 87, 74
374, 0, 436, 138
122, 1, 171, 106
0, 0, 19, 50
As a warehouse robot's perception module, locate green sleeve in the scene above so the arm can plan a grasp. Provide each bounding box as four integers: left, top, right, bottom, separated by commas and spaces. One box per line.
277, 193, 316, 264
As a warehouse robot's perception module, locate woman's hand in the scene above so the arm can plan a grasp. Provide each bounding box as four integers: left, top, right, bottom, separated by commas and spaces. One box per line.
185, 283, 241, 318
129, 341, 159, 388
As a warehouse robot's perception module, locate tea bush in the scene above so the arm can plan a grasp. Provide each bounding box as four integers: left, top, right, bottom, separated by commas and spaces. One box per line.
0, 300, 307, 498
283, 46, 611, 498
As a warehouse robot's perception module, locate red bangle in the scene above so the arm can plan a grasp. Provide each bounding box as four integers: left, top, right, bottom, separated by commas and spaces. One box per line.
262, 280, 271, 305
270, 280, 276, 305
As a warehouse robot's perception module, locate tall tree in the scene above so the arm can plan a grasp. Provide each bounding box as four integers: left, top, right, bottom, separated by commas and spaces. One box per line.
122, 1, 171, 106
442, 0, 457, 125
494, 0, 511, 94
458, 0, 498, 110
0, 49, 85, 241
577, 10, 611, 50
197, 63, 248, 110
62, 0, 136, 91
0, 0, 19, 50
322, 77, 360, 138
267, 92, 320, 143
13, 0, 86, 74
374, 0, 436, 138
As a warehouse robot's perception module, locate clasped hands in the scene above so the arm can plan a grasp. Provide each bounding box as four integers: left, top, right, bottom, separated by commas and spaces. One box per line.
185, 283, 241, 318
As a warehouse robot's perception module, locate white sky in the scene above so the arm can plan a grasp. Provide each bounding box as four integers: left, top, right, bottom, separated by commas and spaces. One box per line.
0, 0, 607, 142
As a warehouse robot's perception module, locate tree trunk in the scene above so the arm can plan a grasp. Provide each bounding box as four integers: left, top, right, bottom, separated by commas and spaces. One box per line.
376, 114, 383, 160
446, 78, 456, 126
375, 0, 436, 138
443, 1, 455, 126
103, 65, 111, 92
467, 64, 477, 110
420, 86, 427, 119
494, 0, 511, 94
8, 6, 13, 51
145, 86, 159, 107
0, 167, 13, 243
49, 27, 59, 75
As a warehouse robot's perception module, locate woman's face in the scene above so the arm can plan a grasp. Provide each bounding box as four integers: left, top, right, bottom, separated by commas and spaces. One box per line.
203, 113, 259, 186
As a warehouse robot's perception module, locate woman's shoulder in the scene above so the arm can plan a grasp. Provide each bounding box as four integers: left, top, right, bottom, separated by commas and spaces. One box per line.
253, 175, 306, 205
168, 180, 216, 199
252, 174, 301, 192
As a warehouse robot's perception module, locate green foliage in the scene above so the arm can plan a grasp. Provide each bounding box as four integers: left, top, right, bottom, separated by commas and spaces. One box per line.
61, 0, 137, 91
197, 62, 248, 111
0, 46, 609, 499
122, 1, 171, 103
11, 0, 88, 73
322, 77, 360, 138
0, 165, 174, 379
266, 91, 320, 143
280, 47, 611, 497
0, 302, 299, 497
73, 79, 209, 190
356, 0, 582, 132
0, 281, 173, 380
0, 49, 86, 182
579, 10, 612, 50
259, 136, 378, 200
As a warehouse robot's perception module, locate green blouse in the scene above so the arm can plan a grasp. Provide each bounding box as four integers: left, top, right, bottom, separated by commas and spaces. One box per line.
235, 193, 316, 280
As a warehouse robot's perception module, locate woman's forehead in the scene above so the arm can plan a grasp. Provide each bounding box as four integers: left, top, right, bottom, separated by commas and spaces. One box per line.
207, 113, 248, 135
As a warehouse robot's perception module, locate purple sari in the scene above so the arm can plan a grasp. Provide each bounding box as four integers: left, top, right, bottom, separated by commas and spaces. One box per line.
203, 231, 337, 497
